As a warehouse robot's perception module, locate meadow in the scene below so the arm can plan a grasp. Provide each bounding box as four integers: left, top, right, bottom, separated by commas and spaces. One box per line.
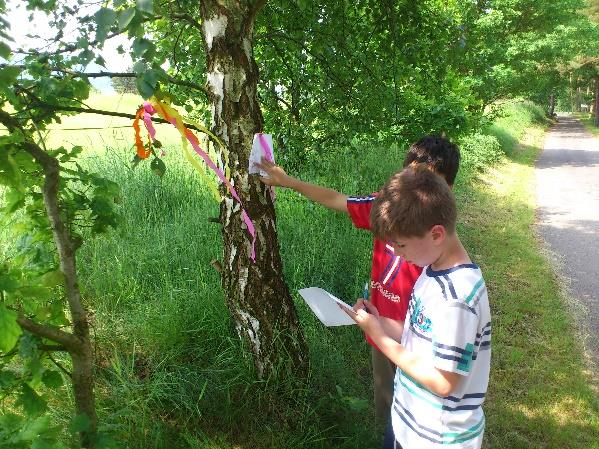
4, 95, 599, 448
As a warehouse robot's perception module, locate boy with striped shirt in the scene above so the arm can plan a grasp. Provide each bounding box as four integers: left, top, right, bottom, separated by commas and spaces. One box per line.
257, 136, 461, 432
345, 166, 491, 449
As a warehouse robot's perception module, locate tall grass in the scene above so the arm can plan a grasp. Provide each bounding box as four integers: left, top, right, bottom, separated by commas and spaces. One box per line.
72, 144, 385, 448
9, 101, 598, 448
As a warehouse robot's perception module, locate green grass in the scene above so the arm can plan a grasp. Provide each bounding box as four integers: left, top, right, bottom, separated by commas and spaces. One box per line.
3, 100, 599, 448
573, 112, 599, 137
457, 128, 599, 448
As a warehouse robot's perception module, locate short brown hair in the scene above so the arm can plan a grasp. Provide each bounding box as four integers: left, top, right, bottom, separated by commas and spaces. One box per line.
403, 135, 460, 186
370, 166, 457, 240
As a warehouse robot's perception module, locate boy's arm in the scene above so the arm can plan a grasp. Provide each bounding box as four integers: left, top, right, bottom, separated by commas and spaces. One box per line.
380, 316, 404, 342
257, 158, 349, 213
347, 304, 461, 397
372, 330, 462, 397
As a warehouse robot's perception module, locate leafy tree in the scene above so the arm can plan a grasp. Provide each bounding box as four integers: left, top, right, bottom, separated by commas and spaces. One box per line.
1, 2, 310, 446
0, 31, 118, 449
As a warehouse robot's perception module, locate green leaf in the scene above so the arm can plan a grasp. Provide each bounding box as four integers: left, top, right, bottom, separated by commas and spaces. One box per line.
0, 370, 19, 389
94, 7, 117, 43
76, 37, 89, 49
136, 77, 155, 99
78, 49, 94, 64
42, 370, 63, 388
150, 157, 166, 177
17, 285, 52, 301
132, 37, 153, 57
40, 270, 64, 288
32, 439, 55, 449
136, 0, 153, 14
16, 384, 47, 416
95, 55, 107, 67
17, 414, 51, 440
0, 271, 19, 293
3, 189, 26, 213
94, 7, 117, 29
118, 8, 136, 31
69, 413, 91, 434
0, 305, 21, 353
132, 60, 147, 74
0, 41, 11, 59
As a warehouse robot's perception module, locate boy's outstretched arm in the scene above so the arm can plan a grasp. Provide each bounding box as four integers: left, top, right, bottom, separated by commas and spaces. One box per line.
257, 158, 349, 213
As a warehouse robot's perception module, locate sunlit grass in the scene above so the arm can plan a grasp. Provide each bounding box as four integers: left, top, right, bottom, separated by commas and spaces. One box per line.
2, 100, 598, 447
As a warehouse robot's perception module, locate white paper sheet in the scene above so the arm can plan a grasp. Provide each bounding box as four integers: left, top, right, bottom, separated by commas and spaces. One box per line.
249, 133, 275, 176
298, 287, 356, 327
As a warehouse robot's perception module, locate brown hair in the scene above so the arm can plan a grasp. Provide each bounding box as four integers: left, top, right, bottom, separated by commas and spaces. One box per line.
403, 135, 460, 186
370, 165, 457, 240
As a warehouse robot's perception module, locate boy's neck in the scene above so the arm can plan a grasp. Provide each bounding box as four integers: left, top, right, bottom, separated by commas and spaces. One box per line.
430, 233, 471, 271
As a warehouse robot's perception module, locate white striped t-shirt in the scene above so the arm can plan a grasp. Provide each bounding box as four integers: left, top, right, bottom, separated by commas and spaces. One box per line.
392, 263, 491, 449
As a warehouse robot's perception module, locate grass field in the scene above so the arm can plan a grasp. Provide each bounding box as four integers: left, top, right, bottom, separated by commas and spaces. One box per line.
574, 112, 599, 137
2, 93, 186, 152
2, 100, 599, 447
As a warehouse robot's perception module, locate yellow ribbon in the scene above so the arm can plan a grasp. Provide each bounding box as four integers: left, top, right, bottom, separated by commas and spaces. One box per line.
149, 97, 230, 202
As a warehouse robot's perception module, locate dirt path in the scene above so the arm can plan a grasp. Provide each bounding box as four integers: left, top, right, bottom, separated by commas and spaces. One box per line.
535, 115, 599, 368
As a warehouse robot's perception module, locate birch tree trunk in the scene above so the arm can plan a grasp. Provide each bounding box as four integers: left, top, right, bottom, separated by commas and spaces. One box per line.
548, 92, 555, 117
199, 0, 308, 379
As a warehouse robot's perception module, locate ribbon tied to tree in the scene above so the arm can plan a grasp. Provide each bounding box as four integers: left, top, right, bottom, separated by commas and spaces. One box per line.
133, 97, 256, 261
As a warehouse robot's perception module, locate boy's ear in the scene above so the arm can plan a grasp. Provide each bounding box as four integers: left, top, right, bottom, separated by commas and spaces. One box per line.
430, 224, 446, 243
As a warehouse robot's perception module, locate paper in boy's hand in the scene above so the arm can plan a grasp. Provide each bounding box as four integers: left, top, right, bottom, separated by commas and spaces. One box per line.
298, 287, 356, 327
249, 133, 275, 176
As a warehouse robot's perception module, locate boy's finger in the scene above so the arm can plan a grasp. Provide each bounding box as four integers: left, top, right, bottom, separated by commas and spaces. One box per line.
338, 303, 358, 320
353, 298, 364, 312
260, 156, 274, 166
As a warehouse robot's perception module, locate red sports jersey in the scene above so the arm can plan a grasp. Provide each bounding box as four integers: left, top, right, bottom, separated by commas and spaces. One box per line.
347, 195, 423, 347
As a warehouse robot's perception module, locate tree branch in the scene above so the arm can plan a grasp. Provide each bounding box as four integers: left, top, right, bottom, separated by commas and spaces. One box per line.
15, 14, 164, 56
0, 112, 89, 352
171, 13, 203, 31
48, 352, 73, 378
1, 64, 209, 97
17, 316, 81, 352
6, 95, 204, 133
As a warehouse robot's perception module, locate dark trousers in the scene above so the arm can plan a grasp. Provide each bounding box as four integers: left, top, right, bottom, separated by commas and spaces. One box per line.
381, 419, 403, 449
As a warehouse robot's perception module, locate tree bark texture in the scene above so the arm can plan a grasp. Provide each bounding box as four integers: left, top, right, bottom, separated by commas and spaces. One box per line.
548, 92, 555, 117
199, 0, 308, 379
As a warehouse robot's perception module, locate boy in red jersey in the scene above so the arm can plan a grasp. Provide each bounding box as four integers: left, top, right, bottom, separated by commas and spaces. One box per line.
257, 135, 460, 429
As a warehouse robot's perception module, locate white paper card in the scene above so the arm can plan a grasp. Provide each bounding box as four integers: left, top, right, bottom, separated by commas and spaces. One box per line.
249, 133, 275, 176
298, 287, 356, 327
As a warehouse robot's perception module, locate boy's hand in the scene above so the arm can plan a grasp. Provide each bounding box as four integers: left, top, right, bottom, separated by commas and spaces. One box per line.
340, 300, 384, 337
256, 157, 290, 187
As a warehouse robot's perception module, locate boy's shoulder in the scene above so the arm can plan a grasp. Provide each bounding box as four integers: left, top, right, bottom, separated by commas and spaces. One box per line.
421, 263, 486, 305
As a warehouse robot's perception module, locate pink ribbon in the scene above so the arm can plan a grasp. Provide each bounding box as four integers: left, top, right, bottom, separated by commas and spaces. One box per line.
142, 102, 256, 261
142, 111, 156, 140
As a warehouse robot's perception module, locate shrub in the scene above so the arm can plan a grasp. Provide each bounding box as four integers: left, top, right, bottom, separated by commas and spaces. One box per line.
458, 133, 503, 173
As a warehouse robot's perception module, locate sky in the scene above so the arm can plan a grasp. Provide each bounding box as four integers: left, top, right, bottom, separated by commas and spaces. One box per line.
5, 0, 132, 92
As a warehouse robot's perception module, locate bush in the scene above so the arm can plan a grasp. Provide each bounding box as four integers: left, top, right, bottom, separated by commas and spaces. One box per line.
459, 133, 504, 174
